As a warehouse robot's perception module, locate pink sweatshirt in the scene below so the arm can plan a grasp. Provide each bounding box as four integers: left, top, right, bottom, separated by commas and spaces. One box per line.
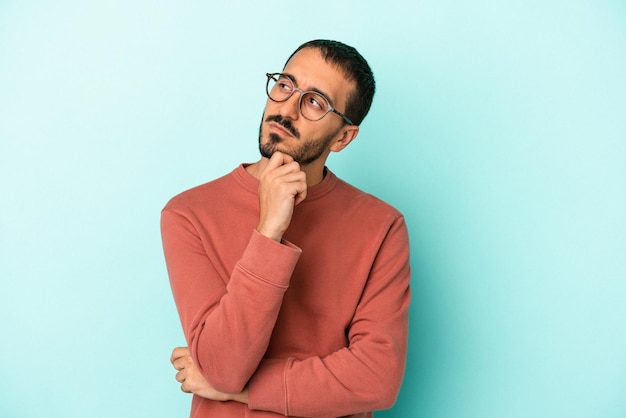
161, 165, 411, 417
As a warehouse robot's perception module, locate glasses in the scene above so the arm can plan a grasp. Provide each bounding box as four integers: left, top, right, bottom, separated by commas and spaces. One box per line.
265, 73, 353, 125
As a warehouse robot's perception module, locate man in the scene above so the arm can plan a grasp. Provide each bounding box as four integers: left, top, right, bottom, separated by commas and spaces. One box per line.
161, 39, 411, 417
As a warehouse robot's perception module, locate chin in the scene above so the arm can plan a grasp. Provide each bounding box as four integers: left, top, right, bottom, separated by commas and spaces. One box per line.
259, 141, 279, 159
259, 132, 285, 157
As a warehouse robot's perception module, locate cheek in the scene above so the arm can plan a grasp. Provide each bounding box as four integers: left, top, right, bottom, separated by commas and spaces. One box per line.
310, 120, 341, 140
264, 100, 281, 117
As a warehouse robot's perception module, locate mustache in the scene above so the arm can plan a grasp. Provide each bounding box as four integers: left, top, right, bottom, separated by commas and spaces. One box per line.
264, 115, 300, 138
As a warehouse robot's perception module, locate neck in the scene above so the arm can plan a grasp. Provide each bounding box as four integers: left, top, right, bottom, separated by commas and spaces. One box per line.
246, 157, 326, 186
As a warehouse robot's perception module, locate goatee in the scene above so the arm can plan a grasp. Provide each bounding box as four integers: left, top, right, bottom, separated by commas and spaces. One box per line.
258, 113, 338, 166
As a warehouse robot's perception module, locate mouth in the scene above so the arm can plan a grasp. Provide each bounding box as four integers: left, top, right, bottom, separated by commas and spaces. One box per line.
268, 121, 295, 138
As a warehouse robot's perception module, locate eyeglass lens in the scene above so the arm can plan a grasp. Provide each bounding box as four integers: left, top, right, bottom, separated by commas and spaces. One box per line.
267, 74, 330, 121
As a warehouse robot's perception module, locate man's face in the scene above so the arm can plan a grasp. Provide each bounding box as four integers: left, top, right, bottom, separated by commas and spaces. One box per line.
258, 47, 356, 165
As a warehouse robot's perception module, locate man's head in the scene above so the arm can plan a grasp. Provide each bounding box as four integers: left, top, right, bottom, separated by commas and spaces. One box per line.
258, 40, 375, 167
284, 40, 375, 127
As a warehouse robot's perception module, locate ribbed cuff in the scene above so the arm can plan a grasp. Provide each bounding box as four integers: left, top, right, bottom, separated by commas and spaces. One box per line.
237, 230, 302, 289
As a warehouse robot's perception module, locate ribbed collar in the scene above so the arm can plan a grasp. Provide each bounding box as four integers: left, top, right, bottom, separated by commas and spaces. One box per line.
232, 164, 338, 202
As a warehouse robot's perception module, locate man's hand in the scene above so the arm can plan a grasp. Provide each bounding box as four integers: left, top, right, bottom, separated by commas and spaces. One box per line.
170, 347, 229, 401
256, 152, 307, 241
170, 347, 248, 403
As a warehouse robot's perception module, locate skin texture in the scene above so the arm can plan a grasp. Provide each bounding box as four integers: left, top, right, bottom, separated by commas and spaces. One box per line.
258, 113, 341, 166
172, 347, 248, 403
252, 47, 359, 188
171, 46, 361, 403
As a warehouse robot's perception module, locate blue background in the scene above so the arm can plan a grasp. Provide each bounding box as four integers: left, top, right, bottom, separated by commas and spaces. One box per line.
1, 1, 625, 417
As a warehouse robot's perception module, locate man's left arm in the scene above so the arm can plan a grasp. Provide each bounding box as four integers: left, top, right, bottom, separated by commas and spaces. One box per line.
171, 216, 411, 416
247, 215, 411, 417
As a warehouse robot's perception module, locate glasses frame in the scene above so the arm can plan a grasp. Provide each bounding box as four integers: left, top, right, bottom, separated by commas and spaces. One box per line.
265, 73, 354, 125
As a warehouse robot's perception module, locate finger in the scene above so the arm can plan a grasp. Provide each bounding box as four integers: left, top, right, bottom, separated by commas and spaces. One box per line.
172, 355, 193, 371
180, 381, 191, 393
175, 369, 187, 383
294, 183, 307, 205
273, 151, 294, 164
271, 169, 306, 184
271, 160, 302, 177
170, 346, 189, 364
266, 151, 294, 170
266, 169, 306, 203
172, 358, 185, 371
269, 173, 307, 205
284, 170, 307, 201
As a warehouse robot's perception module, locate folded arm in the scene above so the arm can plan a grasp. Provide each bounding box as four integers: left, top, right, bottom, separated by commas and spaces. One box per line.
247, 217, 411, 416
170, 216, 411, 416
162, 210, 301, 394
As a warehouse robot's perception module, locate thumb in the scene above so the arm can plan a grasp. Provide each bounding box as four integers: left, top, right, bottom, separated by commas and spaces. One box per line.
266, 151, 293, 170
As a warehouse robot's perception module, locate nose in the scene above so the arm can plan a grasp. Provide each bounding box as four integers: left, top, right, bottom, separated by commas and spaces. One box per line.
279, 89, 301, 121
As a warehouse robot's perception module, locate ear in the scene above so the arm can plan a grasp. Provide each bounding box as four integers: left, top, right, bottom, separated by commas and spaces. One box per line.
329, 125, 359, 153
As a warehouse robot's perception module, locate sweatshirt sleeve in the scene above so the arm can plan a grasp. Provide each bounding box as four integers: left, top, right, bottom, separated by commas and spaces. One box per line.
247, 216, 411, 417
161, 208, 301, 394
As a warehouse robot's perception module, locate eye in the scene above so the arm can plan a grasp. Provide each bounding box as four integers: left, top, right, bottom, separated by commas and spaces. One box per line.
277, 77, 293, 93
305, 93, 326, 111
309, 96, 321, 109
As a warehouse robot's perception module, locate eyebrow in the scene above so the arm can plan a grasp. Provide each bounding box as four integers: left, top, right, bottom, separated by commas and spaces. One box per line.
282, 72, 337, 108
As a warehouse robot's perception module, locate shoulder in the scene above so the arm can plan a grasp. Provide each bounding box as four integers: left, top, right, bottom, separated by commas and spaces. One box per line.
331, 175, 404, 223
337, 178, 402, 217
162, 170, 235, 214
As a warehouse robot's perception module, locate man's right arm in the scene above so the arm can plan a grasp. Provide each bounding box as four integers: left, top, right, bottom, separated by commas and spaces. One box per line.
162, 214, 300, 394
161, 152, 307, 394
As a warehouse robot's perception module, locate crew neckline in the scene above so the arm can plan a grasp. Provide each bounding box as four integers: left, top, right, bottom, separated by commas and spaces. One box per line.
232, 164, 338, 201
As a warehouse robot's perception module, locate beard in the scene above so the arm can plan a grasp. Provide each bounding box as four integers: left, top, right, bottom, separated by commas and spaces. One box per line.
258, 114, 338, 166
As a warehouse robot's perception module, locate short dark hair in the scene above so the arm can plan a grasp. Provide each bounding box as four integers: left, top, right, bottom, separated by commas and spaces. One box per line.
284, 40, 375, 126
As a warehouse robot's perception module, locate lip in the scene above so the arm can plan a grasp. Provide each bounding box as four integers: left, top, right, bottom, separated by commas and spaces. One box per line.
268, 121, 294, 138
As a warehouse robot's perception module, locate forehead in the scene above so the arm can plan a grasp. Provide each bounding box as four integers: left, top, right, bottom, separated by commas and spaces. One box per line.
282, 47, 354, 107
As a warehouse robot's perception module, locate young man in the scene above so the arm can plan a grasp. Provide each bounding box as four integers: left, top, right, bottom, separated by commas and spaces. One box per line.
161, 40, 411, 417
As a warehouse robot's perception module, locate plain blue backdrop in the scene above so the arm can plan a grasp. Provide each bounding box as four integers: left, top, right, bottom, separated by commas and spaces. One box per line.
1, 1, 625, 417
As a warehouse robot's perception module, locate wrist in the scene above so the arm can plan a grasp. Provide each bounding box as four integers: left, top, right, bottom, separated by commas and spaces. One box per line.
229, 387, 249, 404
256, 225, 283, 242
